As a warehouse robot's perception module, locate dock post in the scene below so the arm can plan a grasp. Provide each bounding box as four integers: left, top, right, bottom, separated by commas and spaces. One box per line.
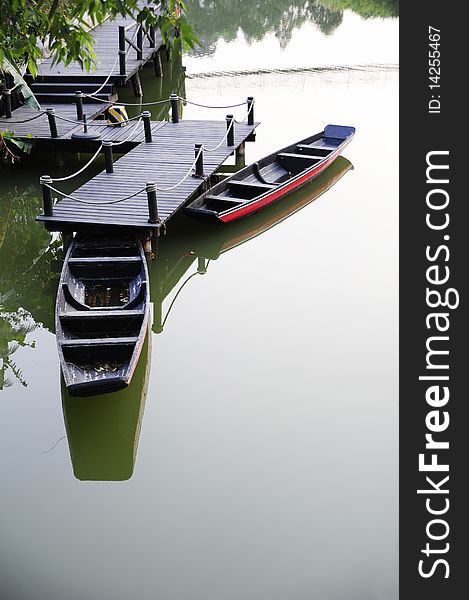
146, 181, 159, 223
247, 96, 255, 126
153, 50, 163, 77
119, 26, 126, 77
40, 175, 54, 216
142, 111, 152, 142
137, 25, 143, 60
131, 72, 143, 97
103, 141, 114, 173
170, 93, 179, 123
46, 108, 59, 138
226, 114, 234, 146
75, 91, 84, 121
194, 143, 204, 177
2, 89, 12, 119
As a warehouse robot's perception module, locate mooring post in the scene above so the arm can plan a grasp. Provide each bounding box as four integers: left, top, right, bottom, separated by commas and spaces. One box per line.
40, 175, 54, 216
142, 111, 152, 142
226, 114, 235, 146
146, 181, 159, 223
247, 96, 255, 126
170, 93, 179, 123
119, 26, 126, 77
2, 88, 12, 119
103, 141, 114, 173
153, 50, 163, 77
136, 25, 143, 60
75, 90, 84, 121
46, 108, 59, 138
194, 143, 204, 178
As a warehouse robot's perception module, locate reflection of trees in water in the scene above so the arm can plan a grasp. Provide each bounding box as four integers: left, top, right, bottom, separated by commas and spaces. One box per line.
0, 187, 61, 389
185, 0, 344, 53
185, 0, 398, 55
0, 307, 36, 389
318, 0, 398, 19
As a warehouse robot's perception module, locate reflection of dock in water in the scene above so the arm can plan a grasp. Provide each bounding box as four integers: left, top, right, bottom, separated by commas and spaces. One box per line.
150, 157, 353, 332
61, 330, 151, 481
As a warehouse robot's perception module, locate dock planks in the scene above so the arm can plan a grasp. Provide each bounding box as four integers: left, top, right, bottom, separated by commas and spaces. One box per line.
36, 14, 161, 83
37, 119, 258, 231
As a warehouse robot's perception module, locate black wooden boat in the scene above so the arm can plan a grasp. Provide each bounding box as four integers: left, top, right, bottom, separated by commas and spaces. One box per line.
184, 124, 355, 223
55, 236, 150, 397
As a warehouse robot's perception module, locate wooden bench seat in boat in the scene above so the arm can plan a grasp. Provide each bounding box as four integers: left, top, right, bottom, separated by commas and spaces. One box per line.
59, 309, 144, 319
61, 337, 139, 347
68, 256, 141, 264
204, 195, 247, 207
296, 144, 334, 156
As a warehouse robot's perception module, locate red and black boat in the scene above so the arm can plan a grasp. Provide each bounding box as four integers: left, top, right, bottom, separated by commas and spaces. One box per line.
184, 124, 355, 223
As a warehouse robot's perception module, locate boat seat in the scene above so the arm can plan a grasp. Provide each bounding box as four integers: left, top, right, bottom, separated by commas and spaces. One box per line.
205, 195, 246, 205
228, 181, 276, 192
59, 309, 144, 319
62, 281, 146, 311
278, 152, 319, 161
68, 256, 141, 264
60, 336, 138, 347
296, 144, 334, 155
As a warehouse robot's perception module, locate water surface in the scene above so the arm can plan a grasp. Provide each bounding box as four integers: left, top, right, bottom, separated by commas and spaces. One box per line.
0, 3, 398, 599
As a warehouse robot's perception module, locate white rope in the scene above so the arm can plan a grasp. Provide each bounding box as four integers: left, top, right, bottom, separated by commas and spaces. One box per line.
50, 144, 103, 182
45, 184, 146, 205
204, 118, 234, 152
83, 95, 170, 106
86, 22, 140, 97
158, 145, 204, 191
234, 99, 255, 124
179, 97, 247, 109
111, 117, 143, 145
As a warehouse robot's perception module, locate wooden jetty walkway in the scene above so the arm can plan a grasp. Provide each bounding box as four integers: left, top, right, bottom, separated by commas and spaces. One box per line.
1, 7, 258, 238
36, 117, 257, 232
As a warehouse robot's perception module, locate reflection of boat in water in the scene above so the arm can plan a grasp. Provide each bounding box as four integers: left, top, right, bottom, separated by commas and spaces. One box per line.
151, 157, 353, 330
184, 125, 355, 223
55, 237, 150, 397
61, 331, 151, 481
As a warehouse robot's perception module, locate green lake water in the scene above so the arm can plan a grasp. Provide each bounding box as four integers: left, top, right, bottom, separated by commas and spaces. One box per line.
0, 2, 398, 599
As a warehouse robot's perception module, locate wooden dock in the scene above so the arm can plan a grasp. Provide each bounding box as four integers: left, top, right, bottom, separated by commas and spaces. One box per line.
1, 7, 259, 237
37, 118, 258, 232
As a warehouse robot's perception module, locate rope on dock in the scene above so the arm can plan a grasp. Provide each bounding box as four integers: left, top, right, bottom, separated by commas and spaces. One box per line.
50, 144, 104, 183
157, 145, 205, 191
0, 111, 46, 124
204, 119, 234, 152
45, 183, 146, 205
234, 99, 255, 124
86, 22, 141, 97
53, 111, 143, 128
179, 98, 247, 109
110, 117, 143, 145
82, 94, 170, 106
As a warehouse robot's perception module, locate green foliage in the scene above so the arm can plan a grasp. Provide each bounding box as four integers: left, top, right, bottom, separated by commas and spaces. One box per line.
1, 131, 34, 165
0, 1, 198, 76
